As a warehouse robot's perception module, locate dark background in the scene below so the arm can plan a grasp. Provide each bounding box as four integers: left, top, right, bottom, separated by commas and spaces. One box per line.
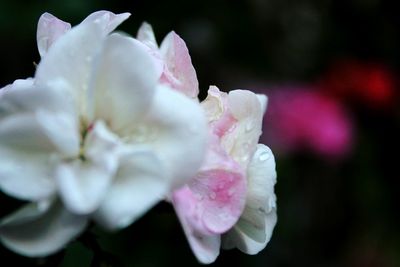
0, 0, 399, 266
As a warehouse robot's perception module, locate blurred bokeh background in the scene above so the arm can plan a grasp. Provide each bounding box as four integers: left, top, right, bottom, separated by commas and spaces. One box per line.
1, 0, 399, 266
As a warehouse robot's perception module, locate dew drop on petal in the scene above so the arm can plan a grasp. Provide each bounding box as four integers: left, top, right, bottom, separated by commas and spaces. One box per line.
245, 121, 254, 132
259, 151, 270, 162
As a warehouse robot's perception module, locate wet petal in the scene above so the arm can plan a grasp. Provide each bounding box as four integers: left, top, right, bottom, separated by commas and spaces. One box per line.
173, 186, 221, 264
160, 31, 199, 98
221, 90, 264, 167
222, 144, 277, 254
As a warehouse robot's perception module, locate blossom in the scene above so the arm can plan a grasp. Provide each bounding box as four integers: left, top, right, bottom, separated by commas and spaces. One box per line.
261, 86, 353, 159
0, 11, 207, 256
172, 86, 277, 263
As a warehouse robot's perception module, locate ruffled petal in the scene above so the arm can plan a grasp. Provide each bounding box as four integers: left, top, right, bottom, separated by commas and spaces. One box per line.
173, 186, 221, 264
221, 211, 277, 255
221, 90, 264, 167
222, 144, 277, 254
91, 33, 158, 132
186, 134, 247, 234
82, 11, 130, 34
55, 121, 120, 214
36, 12, 71, 57
94, 147, 168, 230
160, 31, 199, 98
0, 82, 80, 201
201, 86, 237, 138
131, 85, 207, 189
0, 200, 88, 257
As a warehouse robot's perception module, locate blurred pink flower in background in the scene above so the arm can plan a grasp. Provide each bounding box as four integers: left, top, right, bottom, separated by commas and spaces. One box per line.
260, 86, 354, 160
320, 59, 396, 109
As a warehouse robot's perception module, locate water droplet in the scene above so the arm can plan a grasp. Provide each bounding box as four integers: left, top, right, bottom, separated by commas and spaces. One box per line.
227, 125, 236, 133
245, 121, 254, 132
259, 151, 270, 161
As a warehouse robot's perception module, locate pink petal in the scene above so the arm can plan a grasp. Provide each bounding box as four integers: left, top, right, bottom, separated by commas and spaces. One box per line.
160, 31, 199, 98
173, 134, 247, 235
172, 186, 221, 264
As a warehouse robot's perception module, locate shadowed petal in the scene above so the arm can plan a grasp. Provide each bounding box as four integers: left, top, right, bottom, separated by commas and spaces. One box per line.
94, 148, 168, 230
0, 200, 88, 257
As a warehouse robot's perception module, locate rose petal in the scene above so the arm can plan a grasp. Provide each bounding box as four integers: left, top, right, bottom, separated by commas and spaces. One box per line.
160, 31, 199, 98
94, 147, 168, 230
0, 200, 88, 257
37, 12, 71, 57
91, 33, 159, 132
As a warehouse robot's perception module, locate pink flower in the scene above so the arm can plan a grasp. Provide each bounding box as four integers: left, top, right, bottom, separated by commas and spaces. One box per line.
172, 86, 277, 263
261, 86, 353, 159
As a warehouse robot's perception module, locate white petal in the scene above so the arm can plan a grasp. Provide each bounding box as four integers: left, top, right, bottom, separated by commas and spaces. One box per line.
222, 90, 264, 167
137, 22, 158, 49
91, 33, 158, 132
36, 12, 71, 57
0, 147, 56, 201
55, 122, 120, 214
82, 11, 130, 34
221, 144, 277, 254
0, 201, 88, 257
256, 94, 268, 115
222, 210, 277, 255
94, 148, 168, 230
0, 111, 80, 201
35, 19, 104, 118
132, 85, 207, 189
246, 145, 277, 213
0, 81, 76, 120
